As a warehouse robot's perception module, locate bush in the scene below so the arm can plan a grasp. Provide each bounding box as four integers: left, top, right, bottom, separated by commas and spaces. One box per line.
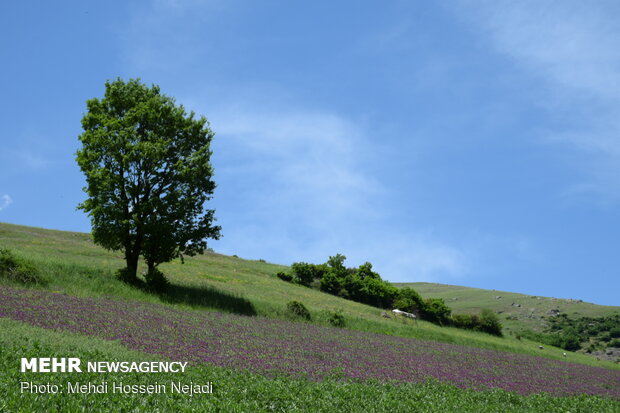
319, 271, 344, 295
609, 338, 620, 347
394, 288, 425, 313
451, 313, 474, 329
0, 248, 46, 285
559, 334, 581, 351
359, 277, 399, 309
356, 262, 380, 280
287, 301, 311, 320
609, 327, 620, 338
144, 267, 169, 293
327, 310, 346, 328
479, 309, 503, 337
276, 271, 293, 282
549, 328, 581, 351
422, 298, 452, 325
450, 310, 502, 336
290, 262, 324, 287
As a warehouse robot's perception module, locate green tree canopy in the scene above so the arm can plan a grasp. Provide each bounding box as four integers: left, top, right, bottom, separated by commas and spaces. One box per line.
76, 78, 221, 283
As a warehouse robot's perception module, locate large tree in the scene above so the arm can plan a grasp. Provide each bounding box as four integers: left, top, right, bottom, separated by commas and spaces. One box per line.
76, 78, 221, 283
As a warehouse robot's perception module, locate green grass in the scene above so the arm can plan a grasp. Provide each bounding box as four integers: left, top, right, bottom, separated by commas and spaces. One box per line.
396, 282, 620, 334
0, 222, 618, 371
1, 318, 617, 412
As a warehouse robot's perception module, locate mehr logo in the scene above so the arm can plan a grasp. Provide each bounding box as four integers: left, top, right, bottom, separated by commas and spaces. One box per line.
21, 358, 189, 373
21, 358, 82, 373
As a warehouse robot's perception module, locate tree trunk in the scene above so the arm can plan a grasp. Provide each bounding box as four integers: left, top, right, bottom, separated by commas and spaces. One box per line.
125, 250, 140, 281
124, 228, 144, 283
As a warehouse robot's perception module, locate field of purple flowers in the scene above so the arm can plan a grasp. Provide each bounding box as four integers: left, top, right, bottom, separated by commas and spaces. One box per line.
1, 285, 618, 398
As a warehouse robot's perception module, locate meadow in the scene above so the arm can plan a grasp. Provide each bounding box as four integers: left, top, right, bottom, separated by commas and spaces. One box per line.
398, 282, 620, 333
1, 285, 618, 398
0, 223, 614, 367
2, 320, 619, 412
1, 222, 619, 411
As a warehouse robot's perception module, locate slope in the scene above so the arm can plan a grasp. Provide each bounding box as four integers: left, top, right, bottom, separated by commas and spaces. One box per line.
0, 222, 617, 370
395, 282, 620, 334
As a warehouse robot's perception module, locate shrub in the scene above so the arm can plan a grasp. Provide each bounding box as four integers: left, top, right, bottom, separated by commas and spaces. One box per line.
319, 271, 343, 295
358, 277, 399, 309
422, 298, 452, 325
327, 310, 346, 328
287, 301, 311, 320
479, 309, 503, 337
450, 310, 502, 336
560, 334, 581, 351
144, 267, 169, 293
608, 338, 620, 348
356, 262, 380, 280
326, 254, 346, 270
609, 327, 620, 338
276, 271, 293, 282
549, 328, 581, 351
451, 313, 474, 329
290, 262, 323, 287
394, 288, 425, 313
0, 248, 46, 285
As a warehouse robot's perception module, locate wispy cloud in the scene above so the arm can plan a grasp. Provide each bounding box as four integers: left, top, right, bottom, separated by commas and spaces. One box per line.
213, 109, 380, 225
117, 0, 471, 281
205, 105, 469, 280
0, 194, 12, 212
1, 150, 48, 173
454, 0, 620, 202
18, 150, 50, 170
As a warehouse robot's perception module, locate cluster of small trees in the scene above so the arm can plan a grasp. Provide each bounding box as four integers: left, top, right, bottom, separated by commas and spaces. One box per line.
278, 254, 401, 309
276, 254, 502, 336
451, 309, 503, 337
521, 313, 620, 352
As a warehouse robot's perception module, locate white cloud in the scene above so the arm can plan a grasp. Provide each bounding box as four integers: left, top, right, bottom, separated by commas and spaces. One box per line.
462, 1, 620, 100
361, 236, 469, 282
117, 1, 472, 282
213, 109, 379, 226
455, 0, 620, 202
0, 145, 51, 173
0, 194, 13, 212
203, 105, 469, 281
19, 151, 50, 170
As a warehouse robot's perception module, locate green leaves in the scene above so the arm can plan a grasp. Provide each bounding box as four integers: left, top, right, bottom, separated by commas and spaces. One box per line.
76, 78, 220, 280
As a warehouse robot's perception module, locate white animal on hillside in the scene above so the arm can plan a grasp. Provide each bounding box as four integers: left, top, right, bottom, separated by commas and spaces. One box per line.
392, 309, 417, 320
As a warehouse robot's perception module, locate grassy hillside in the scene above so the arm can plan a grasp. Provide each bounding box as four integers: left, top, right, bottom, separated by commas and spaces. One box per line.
1, 222, 619, 410
4, 318, 617, 412
396, 282, 620, 334
0, 222, 618, 372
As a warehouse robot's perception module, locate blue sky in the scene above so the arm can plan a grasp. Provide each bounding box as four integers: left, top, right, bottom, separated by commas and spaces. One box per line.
1, 1, 619, 305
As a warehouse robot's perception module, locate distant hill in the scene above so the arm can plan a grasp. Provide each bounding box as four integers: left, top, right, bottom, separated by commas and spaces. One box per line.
395, 282, 620, 334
